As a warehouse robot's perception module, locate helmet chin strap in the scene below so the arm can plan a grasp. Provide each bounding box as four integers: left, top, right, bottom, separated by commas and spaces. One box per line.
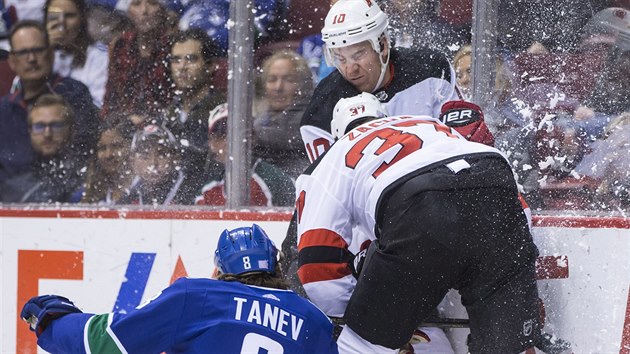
371, 42, 390, 94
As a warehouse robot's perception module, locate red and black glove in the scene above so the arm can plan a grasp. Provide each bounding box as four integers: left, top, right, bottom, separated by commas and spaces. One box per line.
439, 101, 495, 147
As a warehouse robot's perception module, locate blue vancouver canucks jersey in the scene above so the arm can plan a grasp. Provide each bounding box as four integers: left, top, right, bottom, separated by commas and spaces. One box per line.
36, 278, 338, 354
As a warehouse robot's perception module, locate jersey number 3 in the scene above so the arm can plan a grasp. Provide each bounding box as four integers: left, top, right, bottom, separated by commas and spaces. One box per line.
345, 127, 422, 178
345, 121, 457, 178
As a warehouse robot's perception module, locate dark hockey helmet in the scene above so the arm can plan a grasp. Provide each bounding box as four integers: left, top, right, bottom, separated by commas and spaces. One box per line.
214, 224, 278, 275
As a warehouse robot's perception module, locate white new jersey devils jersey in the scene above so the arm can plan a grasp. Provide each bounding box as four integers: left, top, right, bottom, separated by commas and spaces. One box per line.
295, 115, 506, 316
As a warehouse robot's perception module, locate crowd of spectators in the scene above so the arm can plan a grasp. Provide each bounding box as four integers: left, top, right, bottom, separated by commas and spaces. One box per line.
0, 0, 629, 211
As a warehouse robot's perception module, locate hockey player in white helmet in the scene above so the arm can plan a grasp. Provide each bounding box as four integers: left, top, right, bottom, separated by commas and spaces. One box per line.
295, 92, 544, 354
331, 92, 389, 139
328, 93, 457, 354
299, 0, 461, 162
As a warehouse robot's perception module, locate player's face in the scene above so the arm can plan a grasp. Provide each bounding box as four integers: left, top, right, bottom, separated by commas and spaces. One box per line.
332, 41, 383, 93
264, 58, 300, 111
170, 39, 211, 91
29, 105, 72, 157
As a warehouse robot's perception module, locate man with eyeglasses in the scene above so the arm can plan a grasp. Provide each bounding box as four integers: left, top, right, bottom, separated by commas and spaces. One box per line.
1, 94, 85, 203
0, 20, 98, 186
160, 28, 224, 186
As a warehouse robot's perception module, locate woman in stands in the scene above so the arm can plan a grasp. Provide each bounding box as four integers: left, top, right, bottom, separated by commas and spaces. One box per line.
253, 50, 313, 178
44, 0, 109, 107
81, 123, 133, 204
101, 0, 173, 119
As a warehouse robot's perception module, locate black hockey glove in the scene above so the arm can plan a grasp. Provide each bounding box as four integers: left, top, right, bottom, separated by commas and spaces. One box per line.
349, 248, 368, 278
21, 295, 83, 336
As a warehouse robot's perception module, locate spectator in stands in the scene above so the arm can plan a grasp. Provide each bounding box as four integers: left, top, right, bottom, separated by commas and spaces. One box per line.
195, 103, 295, 207
89, 0, 183, 34
1, 94, 85, 203
118, 124, 201, 205
497, 0, 609, 54
101, 0, 174, 119
567, 113, 630, 209
0, 2, 17, 96
253, 50, 312, 178
178, 0, 286, 56
0, 20, 99, 184
44, 0, 108, 107
80, 123, 133, 204
161, 28, 224, 185
5, 0, 45, 22
383, 0, 468, 55
453, 44, 472, 100
576, 50, 630, 128
577, 7, 628, 54
86, 4, 133, 46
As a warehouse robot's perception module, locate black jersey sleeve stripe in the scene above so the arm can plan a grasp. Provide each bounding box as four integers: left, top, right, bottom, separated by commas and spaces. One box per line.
298, 245, 353, 267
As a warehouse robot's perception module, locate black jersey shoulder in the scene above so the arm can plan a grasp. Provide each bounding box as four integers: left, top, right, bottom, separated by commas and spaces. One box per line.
300, 71, 360, 132
300, 47, 453, 133
383, 47, 453, 98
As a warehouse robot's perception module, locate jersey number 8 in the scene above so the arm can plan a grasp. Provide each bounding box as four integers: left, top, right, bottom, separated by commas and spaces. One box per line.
241, 332, 284, 353
242, 256, 251, 270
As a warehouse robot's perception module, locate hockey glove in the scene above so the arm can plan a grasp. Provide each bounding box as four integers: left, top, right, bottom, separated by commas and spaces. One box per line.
21, 295, 83, 336
439, 100, 495, 147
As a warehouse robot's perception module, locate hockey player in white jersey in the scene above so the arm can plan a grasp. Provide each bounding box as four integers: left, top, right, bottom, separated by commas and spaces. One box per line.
299, 0, 460, 162
296, 93, 543, 353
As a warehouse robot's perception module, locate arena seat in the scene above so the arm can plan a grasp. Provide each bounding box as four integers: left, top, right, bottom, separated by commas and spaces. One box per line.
0, 56, 15, 96
438, 0, 473, 27
212, 57, 228, 93
285, 0, 329, 41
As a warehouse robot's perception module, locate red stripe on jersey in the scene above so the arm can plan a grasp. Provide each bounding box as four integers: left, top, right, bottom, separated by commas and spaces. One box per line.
298, 262, 352, 284
298, 229, 348, 250
518, 193, 529, 209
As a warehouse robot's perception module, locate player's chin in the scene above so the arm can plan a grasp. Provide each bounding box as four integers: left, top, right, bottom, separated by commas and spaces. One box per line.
354, 82, 373, 93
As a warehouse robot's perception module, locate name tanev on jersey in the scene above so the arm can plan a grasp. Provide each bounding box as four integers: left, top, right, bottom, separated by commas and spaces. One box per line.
233, 296, 305, 341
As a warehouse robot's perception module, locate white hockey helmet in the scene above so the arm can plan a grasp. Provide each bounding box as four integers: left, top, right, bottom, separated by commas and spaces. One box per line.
331, 92, 388, 140
322, 0, 391, 66
583, 8, 630, 51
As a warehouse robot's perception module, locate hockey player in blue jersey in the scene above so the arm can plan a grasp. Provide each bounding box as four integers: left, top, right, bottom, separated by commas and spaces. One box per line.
21, 224, 339, 354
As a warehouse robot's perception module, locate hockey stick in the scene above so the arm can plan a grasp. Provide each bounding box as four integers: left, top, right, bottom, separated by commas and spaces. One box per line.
330, 316, 571, 353
329, 316, 470, 329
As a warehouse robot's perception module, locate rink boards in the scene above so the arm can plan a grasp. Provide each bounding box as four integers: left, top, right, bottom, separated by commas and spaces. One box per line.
0, 209, 628, 354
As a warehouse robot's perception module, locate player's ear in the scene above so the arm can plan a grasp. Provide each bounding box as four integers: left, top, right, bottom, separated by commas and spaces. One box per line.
211, 266, 221, 279
378, 34, 389, 61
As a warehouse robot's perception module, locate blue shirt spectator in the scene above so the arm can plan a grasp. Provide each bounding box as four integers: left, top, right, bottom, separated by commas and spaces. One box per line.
0, 21, 98, 183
